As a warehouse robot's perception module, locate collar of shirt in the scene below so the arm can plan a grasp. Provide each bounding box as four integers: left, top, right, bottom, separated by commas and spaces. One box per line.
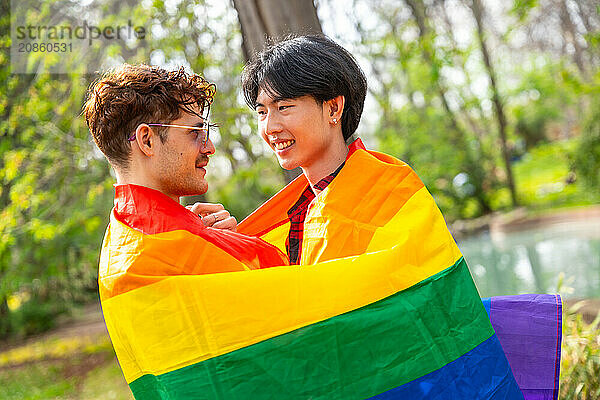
287, 161, 345, 217
286, 162, 346, 264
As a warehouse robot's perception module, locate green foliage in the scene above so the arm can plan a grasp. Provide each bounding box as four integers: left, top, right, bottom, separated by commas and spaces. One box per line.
511, 61, 570, 149
1, 1, 116, 338
11, 296, 68, 337
510, 0, 539, 22
560, 302, 600, 400
573, 99, 600, 193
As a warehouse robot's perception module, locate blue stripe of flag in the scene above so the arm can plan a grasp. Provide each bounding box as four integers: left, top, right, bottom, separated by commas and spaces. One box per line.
368, 334, 524, 400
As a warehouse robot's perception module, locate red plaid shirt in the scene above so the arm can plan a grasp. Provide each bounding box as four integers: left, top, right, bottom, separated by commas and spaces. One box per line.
286, 163, 345, 264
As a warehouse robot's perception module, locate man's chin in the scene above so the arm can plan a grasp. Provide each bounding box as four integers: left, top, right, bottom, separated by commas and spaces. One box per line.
178, 182, 209, 197
277, 158, 300, 171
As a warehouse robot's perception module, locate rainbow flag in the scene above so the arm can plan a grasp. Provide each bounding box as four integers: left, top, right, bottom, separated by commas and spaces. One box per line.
100, 147, 524, 398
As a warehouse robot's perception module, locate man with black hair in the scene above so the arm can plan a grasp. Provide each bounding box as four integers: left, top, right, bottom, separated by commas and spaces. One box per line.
236, 35, 527, 399
240, 35, 368, 264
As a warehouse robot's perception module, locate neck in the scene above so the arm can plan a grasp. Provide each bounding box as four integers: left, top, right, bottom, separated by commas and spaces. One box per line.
302, 138, 348, 187
115, 167, 180, 202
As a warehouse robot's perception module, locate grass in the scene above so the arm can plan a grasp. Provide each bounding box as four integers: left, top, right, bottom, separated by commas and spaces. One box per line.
513, 139, 600, 211
0, 362, 77, 400
0, 357, 133, 400
0, 335, 112, 368
0, 334, 133, 400
79, 361, 134, 400
560, 301, 600, 400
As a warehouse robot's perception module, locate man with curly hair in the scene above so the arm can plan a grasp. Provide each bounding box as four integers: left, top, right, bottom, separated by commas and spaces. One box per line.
84, 63, 232, 223
83, 64, 288, 396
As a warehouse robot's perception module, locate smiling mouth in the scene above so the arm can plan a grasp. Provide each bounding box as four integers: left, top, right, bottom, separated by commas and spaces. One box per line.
273, 140, 295, 150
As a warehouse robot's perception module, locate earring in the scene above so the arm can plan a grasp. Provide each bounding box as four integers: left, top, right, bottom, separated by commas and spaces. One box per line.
332, 118, 338, 125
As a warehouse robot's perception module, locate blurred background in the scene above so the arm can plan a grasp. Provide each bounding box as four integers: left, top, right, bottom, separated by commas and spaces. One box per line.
1, 0, 598, 398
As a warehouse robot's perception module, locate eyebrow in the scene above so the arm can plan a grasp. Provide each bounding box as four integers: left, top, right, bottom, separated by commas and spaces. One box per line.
254, 97, 291, 109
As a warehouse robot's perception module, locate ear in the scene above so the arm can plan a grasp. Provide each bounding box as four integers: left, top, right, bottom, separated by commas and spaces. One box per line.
133, 124, 156, 157
326, 95, 345, 125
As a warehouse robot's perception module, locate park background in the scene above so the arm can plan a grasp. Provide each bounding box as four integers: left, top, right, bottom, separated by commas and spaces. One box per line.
0, 0, 598, 398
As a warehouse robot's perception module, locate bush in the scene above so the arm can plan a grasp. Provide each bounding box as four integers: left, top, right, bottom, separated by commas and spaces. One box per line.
560, 301, 600, 399
6, 296, 69, 338
573, 103, 600, 192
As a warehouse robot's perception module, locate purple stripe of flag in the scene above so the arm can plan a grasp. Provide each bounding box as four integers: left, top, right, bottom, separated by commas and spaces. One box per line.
488, 294, 562, 400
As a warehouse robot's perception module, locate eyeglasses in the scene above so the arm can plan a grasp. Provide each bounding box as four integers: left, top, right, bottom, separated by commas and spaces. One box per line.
127, 123, 211, 147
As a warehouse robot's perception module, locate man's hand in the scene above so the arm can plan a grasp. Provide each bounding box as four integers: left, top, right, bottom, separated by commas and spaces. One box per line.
186, 202, 237, 231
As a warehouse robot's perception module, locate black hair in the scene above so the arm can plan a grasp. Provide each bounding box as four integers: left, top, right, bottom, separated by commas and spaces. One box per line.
241, 34, 367, 141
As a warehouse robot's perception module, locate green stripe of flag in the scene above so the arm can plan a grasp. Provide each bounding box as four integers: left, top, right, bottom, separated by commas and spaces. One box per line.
130, 258, 493, 400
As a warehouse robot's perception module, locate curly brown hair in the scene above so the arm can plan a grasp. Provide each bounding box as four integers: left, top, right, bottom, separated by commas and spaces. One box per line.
83, 64, 216, 170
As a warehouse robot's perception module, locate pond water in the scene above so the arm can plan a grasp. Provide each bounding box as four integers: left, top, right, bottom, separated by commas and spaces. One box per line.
457, 218, 600, 299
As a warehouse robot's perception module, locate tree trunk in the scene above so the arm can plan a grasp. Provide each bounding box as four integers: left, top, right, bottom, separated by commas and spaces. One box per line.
470, 0, 518, 207
0, 296, 11, 339
233, 0, 322, 58
558, 0, 587, 78
233, 0, 323, 183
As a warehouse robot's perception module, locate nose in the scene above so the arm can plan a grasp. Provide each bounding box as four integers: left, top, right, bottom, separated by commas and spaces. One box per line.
201, 137, 216, 155
262, 111, 283, 136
